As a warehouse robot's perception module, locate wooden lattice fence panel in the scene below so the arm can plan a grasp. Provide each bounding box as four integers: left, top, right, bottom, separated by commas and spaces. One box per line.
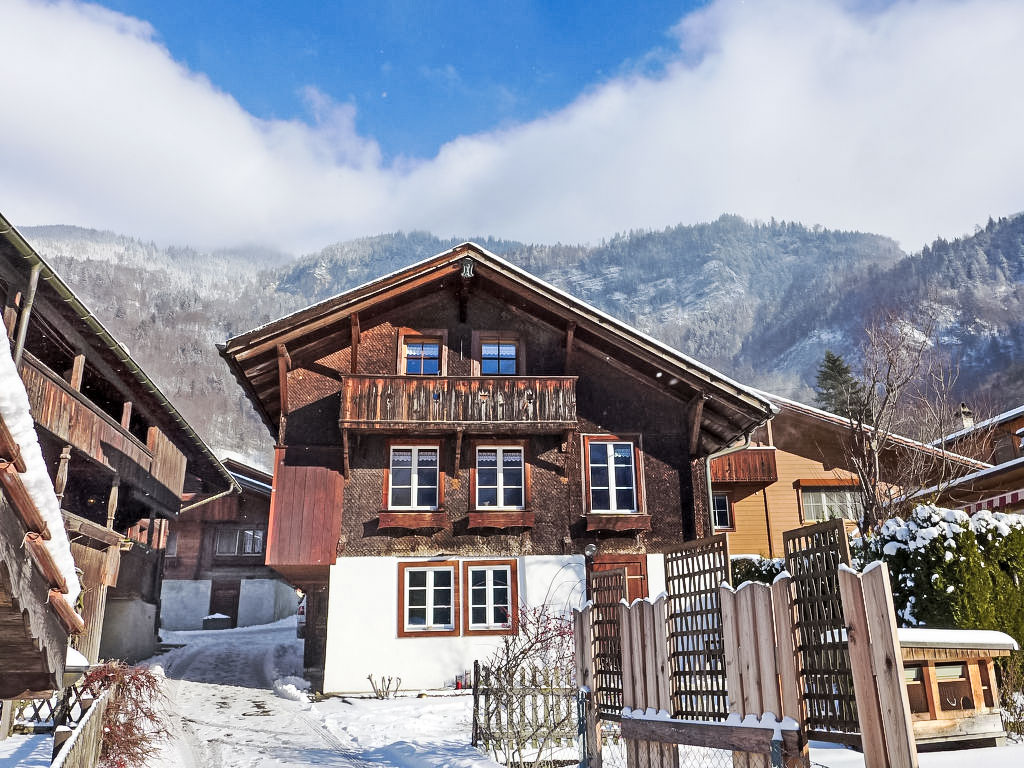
591, 567, 627, 718
783, 519, 857, 737
664, 534, 730, 720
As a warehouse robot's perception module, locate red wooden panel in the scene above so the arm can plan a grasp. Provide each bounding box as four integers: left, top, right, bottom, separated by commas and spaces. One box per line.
267, 449, 343, 568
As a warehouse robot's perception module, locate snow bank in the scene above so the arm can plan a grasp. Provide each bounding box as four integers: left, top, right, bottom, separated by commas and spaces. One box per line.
0, 338, 81, 612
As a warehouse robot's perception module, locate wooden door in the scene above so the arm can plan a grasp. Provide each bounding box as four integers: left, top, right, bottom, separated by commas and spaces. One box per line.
209, 579, 241, 628
590, 554, 649, 602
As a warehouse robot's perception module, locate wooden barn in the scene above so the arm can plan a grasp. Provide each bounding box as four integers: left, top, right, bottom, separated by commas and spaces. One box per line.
221, 242, 776, 692
0, 213, 237, 663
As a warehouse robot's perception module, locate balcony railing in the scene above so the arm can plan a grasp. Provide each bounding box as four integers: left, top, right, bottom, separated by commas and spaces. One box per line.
339, 375, 577, 433
18, 352, 185, 509
709, 448, 778, 485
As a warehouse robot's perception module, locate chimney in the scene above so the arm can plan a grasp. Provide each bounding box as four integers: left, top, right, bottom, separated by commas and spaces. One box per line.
959, 402, 974, 430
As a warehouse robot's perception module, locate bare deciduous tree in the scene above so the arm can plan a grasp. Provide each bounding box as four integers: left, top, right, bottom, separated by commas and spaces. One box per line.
844, 310, 994, 531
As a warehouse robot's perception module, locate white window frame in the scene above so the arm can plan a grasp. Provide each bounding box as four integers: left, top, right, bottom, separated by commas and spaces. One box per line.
466, 564, 514, 630
475, 446, 525, 510
214, 526, 264, 556
389, 445, 440, 510
712, 493, 733, 530
801, 487, 860, 522
403, 565, 456, 632
587, 440, 638, 513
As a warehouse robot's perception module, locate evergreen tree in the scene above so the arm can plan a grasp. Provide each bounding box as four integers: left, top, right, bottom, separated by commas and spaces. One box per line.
814, 350, 864, 418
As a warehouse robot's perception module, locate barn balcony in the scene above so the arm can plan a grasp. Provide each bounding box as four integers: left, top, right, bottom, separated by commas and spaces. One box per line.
18, 351, 186, 514
339, 375, 578, 433
709, 447, 778, 485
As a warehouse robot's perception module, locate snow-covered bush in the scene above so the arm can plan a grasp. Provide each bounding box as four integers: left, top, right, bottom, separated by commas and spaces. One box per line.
730, 554, 784, 587
856, 505, 1024, 644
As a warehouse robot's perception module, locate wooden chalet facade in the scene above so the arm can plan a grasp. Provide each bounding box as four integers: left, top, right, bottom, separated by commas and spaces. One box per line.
707, 394, 987, 557
0, 213, 236, 663
221, 243, 774, 692
160, 458, 297, 630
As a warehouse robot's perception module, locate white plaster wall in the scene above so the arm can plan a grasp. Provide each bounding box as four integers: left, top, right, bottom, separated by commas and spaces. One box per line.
238, 579, 299, 627
646, 554, 667, 598
99, 597, 157, 663
322, 555, 584, 694
159, 579, 212, 630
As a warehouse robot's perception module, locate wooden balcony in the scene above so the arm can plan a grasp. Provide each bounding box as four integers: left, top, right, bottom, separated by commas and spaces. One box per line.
18, 352, 185, 512
709, 448, 778, 485
339, 375, 577, 433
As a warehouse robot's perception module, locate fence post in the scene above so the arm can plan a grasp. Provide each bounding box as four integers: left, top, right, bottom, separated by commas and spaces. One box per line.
837, 567, 888, 768
862, 564, 918, 768
472, 660, 480, 747
0, 700, 12, 741
574, 606, 603, 768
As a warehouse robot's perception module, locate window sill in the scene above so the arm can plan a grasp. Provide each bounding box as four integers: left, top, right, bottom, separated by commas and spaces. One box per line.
397, 626, 460, 638
586, 513, 652, 532
464, 624, 518, 637
379, 510, 448, 530
467, 510, 535, 530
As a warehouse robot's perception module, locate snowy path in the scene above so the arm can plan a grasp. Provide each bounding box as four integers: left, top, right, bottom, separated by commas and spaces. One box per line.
147, 618, 381, 768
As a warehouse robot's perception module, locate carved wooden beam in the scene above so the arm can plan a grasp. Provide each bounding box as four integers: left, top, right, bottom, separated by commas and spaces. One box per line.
277, 343, 290, 446
565, 322, 577, 373
689, 393, 707, 455
69, 354, 85, 391
341, 428, 351, 479
350, 311, 360, 374
120, 401, 133, 430
454, 428, 464, 472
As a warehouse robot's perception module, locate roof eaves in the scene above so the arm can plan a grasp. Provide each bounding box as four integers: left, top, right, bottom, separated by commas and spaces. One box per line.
0, 213, 238, 496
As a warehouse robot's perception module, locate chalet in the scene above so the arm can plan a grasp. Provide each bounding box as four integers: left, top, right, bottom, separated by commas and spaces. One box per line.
1, 335, 83, 700
0, 214, 237, 663
221, 242, 775, 692
925, 404, 1024, 515
160, 458, 297, 630
708, 393, 987, 557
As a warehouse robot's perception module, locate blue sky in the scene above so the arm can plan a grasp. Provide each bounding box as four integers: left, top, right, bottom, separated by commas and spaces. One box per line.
98, 1, 704, 160
2, 1, 1024, 253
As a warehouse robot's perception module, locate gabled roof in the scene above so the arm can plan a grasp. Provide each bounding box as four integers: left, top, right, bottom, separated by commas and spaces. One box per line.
753, 388, 989, 473
221, 242, 777, 456
0, 213, 236, 495
933, 403, 1024, 446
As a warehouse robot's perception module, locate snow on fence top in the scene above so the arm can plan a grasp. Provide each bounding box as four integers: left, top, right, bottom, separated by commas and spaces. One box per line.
0, 338, 82, 612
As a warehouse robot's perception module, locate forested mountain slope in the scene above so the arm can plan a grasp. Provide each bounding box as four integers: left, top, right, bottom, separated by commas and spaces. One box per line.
21, 213, 1024, 467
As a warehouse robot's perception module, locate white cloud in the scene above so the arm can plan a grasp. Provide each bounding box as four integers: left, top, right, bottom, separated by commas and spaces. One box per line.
2, 0, 1023, 253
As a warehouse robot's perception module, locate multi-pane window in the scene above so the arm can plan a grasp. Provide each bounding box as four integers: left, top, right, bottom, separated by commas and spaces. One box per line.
480, 341, 518, 375
801, 487, 859, 521
404, 338, 441, 375
588, 440, 637, 512
467, 565, 512, 629
476, 447, 524, 509
389, 447, 439, 509
404, 567, 455, 631
214, 526, 264, 556
712, 493, 732, 529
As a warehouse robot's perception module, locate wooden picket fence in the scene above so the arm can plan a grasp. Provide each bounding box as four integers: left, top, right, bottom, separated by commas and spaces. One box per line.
51, 684, 113, 768
472, 661, 578, 766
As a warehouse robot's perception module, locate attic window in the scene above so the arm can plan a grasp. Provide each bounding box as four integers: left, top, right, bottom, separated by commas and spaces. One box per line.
397, 329, 448, 376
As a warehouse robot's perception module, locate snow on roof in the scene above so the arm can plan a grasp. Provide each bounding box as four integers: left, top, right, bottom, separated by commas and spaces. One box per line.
934, 403, 1024, 446
231, 242, 777, 416
0, 339, 81, 613
748, 387, 989, 469
911, 454, 1024, 499
898, 627, 1019, 651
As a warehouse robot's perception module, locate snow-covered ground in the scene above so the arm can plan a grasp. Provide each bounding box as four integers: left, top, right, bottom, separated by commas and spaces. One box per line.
0, 733, 52, 768
143, 616, 1024, 768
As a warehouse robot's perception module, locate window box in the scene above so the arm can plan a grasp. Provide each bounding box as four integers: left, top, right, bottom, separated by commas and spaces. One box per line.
467, 510, 536, 530
397, 561, 459, 637
378, 511, 449, 531
585, 513, 652, 532
462, 559, 518, 636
